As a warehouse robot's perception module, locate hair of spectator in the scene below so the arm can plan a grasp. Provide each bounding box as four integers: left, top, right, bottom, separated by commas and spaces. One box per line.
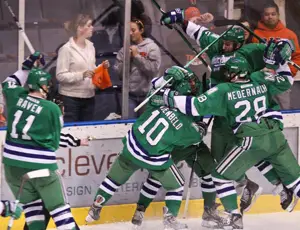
261, 1, 280, 15
131, 17, 145, 36
238, 16, 253, 29
64, 14, 92, 37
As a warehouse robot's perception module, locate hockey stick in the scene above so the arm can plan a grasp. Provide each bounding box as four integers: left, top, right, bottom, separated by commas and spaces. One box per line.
149, 35, 184, 67
183, 149, 197, 218
151, 0, 212, 72
7, 169, 51, 230
3, 0, 35, 54
134, 25, 234, 112
214, 18, 300, 71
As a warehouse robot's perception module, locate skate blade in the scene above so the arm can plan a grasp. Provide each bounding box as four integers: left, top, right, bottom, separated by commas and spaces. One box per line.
286, 196, 299, 212
202, 220, 222, 229
132, 224, 142, 230
85, 215, 97, 224
242, 186, 263, 212
164, 226, 189, 230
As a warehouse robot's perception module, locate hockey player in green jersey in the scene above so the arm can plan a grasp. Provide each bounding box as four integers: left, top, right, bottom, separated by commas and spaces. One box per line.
130, 67, 222, 229
160, 8, 294, 213
2, 52, 78, 230
151, 39, 300, 229
86, 66, 212, 230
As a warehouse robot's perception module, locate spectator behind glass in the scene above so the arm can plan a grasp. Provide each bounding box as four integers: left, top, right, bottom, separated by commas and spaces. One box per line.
238, 18, 253, 44
252, 1, 300, 109
56, 14, 110, 122
114, 18, 161, 118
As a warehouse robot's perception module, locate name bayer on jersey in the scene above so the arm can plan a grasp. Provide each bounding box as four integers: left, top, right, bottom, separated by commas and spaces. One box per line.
160, 106, 183, 130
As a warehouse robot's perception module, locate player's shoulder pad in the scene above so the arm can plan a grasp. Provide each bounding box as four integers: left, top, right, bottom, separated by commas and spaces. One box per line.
44, 100, 62, 114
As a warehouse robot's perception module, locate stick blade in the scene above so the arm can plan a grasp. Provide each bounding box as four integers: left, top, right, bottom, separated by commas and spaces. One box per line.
26, 169, 50, 179
214, 17, 238, 27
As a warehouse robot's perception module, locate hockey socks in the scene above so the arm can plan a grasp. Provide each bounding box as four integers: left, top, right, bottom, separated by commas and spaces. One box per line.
94, 176, 121, 206
23, 199, 46, 230
212, 176, 239, 213
138, 177, 162, 208
50, 204, 76, 230
255, 161, 281, 185
201, 174, 217, 208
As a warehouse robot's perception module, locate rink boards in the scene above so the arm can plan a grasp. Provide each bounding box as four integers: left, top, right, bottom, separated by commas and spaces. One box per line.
1, 113, 300, 228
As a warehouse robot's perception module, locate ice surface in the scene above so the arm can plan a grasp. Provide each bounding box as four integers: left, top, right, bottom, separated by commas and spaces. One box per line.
50, 211, 300, 230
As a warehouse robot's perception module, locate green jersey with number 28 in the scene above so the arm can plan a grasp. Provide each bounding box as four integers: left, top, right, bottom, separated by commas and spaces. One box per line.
121, 105, 203, 170
172, 64, 293, 135
2, 74, 63, 170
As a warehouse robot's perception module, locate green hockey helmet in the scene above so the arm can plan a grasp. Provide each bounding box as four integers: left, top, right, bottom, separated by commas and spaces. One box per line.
172, 68, 201, 96
223, 26, 245, 45
27, 68, 52, 97
224, 56, 250, 81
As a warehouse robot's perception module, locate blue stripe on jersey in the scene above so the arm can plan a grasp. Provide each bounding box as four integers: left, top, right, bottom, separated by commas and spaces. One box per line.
4, 148, 56, 160
278, 71, 292, 76
151, 77, 160, 87
6, 140, 53, 152
128, 131, 170, 163
131, 130, 170, 160
233, 110, 283, 133
185, 96, 192, 115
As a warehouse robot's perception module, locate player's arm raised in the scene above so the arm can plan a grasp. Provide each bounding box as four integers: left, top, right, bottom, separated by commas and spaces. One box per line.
256, 39, 294, 95
2, 51, 44, 87
151, 85, 228, 117
2, 52, 45, 104
160, 8, 220, 58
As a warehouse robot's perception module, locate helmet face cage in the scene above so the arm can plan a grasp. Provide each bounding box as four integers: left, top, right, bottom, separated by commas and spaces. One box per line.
173, 73, 201, 96
28, 68, 52, 98
225, 57, 249, 81
223, 27, 245, 47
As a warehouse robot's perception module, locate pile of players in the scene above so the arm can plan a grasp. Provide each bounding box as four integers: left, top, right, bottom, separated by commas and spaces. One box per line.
1, 6, 300, 230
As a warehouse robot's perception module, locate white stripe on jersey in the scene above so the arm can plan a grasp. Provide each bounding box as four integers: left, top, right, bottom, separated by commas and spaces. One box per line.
126, 132, 170, 166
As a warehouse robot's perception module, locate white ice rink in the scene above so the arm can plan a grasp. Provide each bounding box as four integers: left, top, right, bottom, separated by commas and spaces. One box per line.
56, 211, 300, 230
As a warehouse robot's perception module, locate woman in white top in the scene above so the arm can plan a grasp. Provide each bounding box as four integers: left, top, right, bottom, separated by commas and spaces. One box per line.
56, 14, 109, 122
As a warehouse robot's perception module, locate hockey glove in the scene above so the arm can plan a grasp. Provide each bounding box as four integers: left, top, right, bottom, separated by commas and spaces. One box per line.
22, 51, 45, 70
163, 66, 188, 83
1, 200, 22, 219
161, 8, 184, 28
150, 88, 178, 107
195, 121, 208, 137
263, 38, 294, 69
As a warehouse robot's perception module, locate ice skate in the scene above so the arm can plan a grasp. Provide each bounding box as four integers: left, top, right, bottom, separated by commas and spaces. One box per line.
240, 179, 263, 213
202, 203, 226, 229
131, 204, 146, 229
222, 212, 243, 230
163, 207, 188, 230
85, 195, 103, 223
273, 183, 298, 212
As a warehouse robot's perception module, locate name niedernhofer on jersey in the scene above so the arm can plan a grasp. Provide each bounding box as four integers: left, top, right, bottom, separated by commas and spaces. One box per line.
227, 84, 267, 101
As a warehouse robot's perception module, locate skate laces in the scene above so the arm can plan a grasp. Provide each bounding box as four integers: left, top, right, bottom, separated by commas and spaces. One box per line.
279, 189, 288, 203
241, 187, 250, 202
133, 209, 145, 220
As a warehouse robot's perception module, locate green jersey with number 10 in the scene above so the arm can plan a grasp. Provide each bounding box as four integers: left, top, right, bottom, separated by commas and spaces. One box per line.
121, 105, 203, 170
173, 64, 293, 135
2, 71, 63, 170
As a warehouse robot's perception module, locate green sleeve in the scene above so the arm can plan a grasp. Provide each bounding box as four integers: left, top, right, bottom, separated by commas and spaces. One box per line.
173, 84, 228, 117
237, 43, 266, 72
184, 21, 222, 59
2, 81, 27, 107
251, 64, 293, 96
